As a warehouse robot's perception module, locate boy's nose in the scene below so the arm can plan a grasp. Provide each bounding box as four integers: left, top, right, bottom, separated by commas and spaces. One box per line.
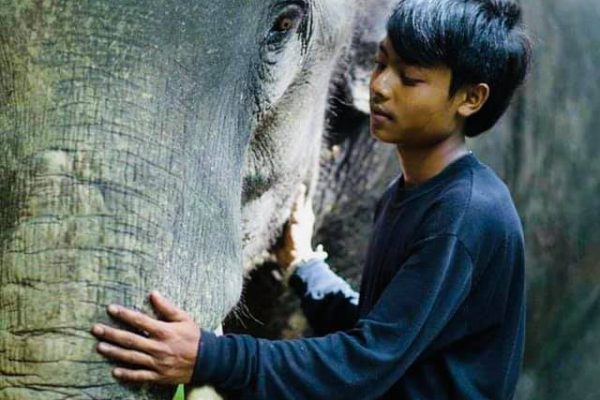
370, 91, 385, 104
370, 76, 391, 103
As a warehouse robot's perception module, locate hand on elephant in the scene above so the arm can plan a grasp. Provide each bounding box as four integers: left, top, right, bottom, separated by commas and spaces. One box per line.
275, 184, 326, 273
91, 291, 200, 384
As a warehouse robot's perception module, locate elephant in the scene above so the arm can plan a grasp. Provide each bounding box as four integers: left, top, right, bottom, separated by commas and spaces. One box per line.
0, 0, 361, 398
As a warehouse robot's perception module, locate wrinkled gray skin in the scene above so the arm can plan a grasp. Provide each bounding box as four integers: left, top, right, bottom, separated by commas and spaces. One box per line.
0, 1, 358, 399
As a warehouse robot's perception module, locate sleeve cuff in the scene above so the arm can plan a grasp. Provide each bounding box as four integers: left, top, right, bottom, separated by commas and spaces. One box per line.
290, 258, 359, 306
191, 329, 259, 390
289, 258, 330, 297
191, 329, 220, 385
294, 258, 330, 279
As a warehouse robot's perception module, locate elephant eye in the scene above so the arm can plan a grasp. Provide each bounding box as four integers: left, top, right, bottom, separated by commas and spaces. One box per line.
273, 6, 304, 33
275, 16, 296, 32
266, 3, 306, 47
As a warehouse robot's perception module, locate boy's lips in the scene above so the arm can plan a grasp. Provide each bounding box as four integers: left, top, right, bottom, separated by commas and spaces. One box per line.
371, 105, 395, 121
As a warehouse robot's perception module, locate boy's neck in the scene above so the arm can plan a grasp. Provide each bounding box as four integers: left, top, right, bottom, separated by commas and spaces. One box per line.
396, 133, 469, 187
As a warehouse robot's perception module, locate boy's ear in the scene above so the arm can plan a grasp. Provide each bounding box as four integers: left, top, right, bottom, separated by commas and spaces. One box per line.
457, 83, 490, 118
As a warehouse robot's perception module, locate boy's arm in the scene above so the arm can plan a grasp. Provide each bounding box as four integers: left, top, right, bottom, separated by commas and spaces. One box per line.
276, 185, 359, 334
193, 235, 474, 399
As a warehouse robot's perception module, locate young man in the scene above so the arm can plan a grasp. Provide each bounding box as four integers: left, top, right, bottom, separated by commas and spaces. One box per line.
92, 0, 532, 398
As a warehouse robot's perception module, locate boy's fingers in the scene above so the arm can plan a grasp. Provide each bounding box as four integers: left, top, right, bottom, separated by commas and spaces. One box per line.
291, 184, 313, 221
106, 305, 164, 336
297, 183, 307, 198
290, 187, 306, 214
97, 342, 155, 369
112, 368, 161, 383
91, 324, 161, 354
149, 291, 188, 322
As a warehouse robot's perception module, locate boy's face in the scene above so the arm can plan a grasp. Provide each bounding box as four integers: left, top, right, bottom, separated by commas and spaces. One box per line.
369, 37, 464, 147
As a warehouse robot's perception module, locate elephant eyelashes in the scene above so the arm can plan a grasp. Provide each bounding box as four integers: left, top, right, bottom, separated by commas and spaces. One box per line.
265, 3, 308, 49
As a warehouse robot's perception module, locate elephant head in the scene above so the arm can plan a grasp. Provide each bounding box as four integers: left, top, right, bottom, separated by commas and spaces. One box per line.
0, 1, 358, 398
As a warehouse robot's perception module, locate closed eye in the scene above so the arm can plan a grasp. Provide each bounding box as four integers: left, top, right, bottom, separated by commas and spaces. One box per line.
400, 73, 421, 86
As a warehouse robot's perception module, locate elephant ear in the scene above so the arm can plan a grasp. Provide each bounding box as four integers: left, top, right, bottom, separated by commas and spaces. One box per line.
322, 0, 396, 148
347, 0, 397, 114
317, 0, 398, 193
314, 0, 399, 282
345, 0, 397, 114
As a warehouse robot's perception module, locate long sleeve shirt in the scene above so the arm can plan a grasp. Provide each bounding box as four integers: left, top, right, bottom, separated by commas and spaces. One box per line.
191, 153, 526, 399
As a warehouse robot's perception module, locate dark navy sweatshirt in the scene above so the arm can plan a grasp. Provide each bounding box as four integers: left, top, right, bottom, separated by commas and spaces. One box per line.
192, 153, 526, 399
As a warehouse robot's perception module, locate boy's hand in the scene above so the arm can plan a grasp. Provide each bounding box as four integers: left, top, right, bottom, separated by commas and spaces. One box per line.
276, 184, 325, 272
91, 291, 200, 385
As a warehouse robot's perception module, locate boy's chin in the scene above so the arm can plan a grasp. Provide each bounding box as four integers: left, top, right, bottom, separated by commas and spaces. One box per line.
370, 126, 403, 144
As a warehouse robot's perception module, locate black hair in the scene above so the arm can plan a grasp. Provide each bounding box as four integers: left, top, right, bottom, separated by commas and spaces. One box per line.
386, 0, 532, 137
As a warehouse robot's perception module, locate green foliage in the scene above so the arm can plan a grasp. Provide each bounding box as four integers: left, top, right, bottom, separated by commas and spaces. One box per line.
173, 385, 184, 400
